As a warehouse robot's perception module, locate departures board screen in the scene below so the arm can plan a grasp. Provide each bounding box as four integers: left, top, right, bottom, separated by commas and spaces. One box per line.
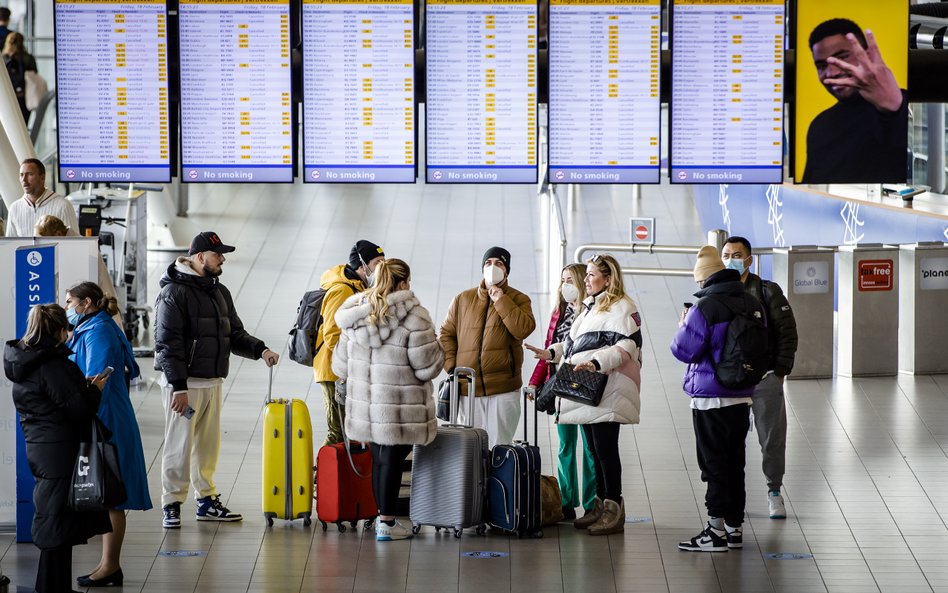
670, 0, 785, 184
302, 0, 416, 183
55, 0, 171, 183
425, 0, 538, 184
548, 0, 661, 184
179, 0, 293, 183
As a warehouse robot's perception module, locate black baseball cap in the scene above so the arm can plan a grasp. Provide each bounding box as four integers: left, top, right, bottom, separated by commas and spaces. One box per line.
189, 231, 236, 256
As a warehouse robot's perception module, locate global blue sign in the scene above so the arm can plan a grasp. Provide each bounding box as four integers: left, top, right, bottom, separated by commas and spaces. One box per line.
15, 245, 57, 338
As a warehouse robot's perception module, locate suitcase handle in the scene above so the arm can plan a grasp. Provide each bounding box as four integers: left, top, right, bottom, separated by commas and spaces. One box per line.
521, 386, 537, 444
447, 367, 477, 428
266, 366, 273, 404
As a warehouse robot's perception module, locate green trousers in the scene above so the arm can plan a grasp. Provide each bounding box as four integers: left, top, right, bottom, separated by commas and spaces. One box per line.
319, 381, 346, 446
557, 423, 597, 511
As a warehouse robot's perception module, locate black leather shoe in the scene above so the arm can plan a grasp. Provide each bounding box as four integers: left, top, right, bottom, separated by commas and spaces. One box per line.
76, 568, 123, 587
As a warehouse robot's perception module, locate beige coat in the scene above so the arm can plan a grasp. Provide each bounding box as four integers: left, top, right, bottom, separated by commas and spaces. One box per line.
439, 281, 536, 397
332, 290, 443, 446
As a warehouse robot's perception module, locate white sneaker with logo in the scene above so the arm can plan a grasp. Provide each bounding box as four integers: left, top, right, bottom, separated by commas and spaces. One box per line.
768, 491, 786, 519
376, 519, 413, 541
678, 523, 728, 552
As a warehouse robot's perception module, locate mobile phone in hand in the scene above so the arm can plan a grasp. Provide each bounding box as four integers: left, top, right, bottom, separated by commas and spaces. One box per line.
183, 406, 196, 420
97, 366, 115, 380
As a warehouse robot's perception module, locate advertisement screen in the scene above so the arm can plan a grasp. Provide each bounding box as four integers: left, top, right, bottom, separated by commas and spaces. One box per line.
793, 0, 908, 184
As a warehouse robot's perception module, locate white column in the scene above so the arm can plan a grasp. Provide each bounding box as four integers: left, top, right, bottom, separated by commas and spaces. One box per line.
0, 61, 35, 214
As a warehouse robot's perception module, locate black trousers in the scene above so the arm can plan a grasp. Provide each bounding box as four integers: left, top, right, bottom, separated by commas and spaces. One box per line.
582, 422, 622, 503
692, 404, 750, 527
36, 546, 72, 593
370, 443, 412, 517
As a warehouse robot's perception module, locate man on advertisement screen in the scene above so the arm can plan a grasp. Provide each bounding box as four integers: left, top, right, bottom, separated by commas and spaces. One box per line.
800, 18, 908, 184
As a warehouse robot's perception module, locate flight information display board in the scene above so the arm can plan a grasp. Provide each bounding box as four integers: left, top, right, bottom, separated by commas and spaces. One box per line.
670, 0, 784, 184
426, 0, 537, 184
303, 0, 415, 183
548, 0, 661, 184
179, 0, 292, 182
55, 0, 170, 182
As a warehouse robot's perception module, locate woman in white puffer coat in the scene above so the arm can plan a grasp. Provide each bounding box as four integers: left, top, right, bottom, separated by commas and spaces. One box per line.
525, 254, 642, 536
332, 258, 444, 541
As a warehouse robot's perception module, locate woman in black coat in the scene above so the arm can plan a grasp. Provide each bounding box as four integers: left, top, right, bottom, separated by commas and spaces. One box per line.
3, 304, 112, 593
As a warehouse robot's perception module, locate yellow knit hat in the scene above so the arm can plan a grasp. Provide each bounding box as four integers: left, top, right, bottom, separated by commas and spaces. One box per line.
694, 245, 725, 282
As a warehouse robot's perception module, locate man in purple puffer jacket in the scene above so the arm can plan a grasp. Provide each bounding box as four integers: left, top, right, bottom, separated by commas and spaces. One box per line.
670, 245, 765, 553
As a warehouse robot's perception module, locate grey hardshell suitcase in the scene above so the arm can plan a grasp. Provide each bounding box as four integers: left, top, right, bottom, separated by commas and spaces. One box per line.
410, 367, 488, 538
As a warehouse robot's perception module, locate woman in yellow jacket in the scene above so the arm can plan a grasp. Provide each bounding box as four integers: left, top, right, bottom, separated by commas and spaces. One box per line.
439, 247, 536, 448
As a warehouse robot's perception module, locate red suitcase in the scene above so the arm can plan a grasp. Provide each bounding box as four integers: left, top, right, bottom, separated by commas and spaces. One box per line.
315, 441, 377, 532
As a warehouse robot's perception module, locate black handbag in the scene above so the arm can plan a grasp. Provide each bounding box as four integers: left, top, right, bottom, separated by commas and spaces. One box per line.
545, 363, 607, 407
436, 372, 472, 422
70, 418, 126, 511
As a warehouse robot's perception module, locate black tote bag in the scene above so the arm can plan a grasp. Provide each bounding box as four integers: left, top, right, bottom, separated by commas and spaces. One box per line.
70, 418, 127, 511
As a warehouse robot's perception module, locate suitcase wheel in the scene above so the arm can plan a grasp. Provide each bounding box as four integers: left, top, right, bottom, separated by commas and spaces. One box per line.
320, 521, 328, 532
411, 524, 420, 535
453, 528, 462, 539
532, 529, 543, 539
266, 516, 274, 527
349, 521, 358, 530
363, 519, 374, 531
434, 526, 441, 534
475, 525, 487, 536
337, 522, 347, 533
303, 517, 312, 527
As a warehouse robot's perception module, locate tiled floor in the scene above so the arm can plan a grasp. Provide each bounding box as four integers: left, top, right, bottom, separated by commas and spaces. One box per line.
3, 179, 948, 593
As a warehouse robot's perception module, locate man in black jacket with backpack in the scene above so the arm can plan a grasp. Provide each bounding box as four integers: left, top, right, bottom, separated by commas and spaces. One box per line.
155, 231, 279, 529
722, 236, 798, 520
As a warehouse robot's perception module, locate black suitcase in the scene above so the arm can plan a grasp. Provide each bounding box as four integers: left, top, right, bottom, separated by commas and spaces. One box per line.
485, 387, 543, 537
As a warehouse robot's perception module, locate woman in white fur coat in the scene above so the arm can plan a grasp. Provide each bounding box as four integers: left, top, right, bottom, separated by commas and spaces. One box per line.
332, 258, 444, 541
525, 254, 642, 537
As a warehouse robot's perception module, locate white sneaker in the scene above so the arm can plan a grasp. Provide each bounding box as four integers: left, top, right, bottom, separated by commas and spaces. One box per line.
768, 491, 786, 519
376, 520, 413, 541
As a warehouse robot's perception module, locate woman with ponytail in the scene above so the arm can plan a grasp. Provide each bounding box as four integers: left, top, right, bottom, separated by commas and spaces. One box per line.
65, 282, 151, 587
332, 259, 444, 542
3, 304, 111, 593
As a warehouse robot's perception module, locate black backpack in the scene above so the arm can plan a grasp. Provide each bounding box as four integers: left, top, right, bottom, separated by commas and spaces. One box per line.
287, 283, 356, 366
713, 295, 771, 390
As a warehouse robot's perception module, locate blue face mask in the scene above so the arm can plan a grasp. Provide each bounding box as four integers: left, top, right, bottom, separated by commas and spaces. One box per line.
724, 258, 747, 275
66, 307, 82, 326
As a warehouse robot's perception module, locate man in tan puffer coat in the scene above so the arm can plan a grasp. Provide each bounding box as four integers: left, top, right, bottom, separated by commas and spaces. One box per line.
439, 247, 536, 448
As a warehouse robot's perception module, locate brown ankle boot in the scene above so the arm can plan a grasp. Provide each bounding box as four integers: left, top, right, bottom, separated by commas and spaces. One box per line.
573, 497, 603, 529
588, 498, 625, 536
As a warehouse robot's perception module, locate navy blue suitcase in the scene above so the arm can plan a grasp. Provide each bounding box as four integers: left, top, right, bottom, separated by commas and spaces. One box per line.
486, 388, 543, 538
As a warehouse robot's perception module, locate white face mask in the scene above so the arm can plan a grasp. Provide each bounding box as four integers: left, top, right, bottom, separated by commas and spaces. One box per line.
365, 268, 376, 287
484, 264, 504, 287
560, 283, 579, 303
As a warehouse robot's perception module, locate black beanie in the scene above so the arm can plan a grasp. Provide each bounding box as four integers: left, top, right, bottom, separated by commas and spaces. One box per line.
350, 240, 384, 269
482, 246, 511, 271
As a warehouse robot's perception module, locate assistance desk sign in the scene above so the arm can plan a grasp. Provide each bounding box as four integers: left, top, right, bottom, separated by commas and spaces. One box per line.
179, 0, 293, 183
425, 0, 538, 184
302, 0, 417, 183
548, 0, 661, 184
54, 0, 171, 183
669, 0, 785, 184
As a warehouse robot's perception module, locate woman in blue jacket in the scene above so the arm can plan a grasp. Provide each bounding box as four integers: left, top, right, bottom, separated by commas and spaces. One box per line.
66, 281, 151, 587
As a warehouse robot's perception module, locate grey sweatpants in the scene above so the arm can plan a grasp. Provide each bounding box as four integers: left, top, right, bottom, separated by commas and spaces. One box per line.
751, 373, 787, 492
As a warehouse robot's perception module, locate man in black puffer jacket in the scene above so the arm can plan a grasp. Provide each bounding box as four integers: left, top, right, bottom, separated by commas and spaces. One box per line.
155, 231, 279, 529
722, 237, 798, 521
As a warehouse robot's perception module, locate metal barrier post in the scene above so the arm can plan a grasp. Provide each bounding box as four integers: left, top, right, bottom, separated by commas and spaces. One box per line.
707, 229, 728, 252
773, 246, 835, 379
838, 244, 900, 377
899, 242, 948, 374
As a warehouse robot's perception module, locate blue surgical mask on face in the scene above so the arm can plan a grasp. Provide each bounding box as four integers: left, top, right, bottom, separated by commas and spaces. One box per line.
66, 306, 82, 326
724, 258, 746, 275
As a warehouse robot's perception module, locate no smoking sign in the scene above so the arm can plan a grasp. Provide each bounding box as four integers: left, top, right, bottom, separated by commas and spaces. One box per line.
629, 217, 655, 245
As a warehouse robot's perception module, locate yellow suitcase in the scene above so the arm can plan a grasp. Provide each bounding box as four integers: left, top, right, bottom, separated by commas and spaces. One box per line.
262, 371, 314, 526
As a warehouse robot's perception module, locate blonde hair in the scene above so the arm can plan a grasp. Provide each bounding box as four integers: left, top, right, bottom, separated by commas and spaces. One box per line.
587, 254, 629, 313
34, 214, 68, 237
364, 259, 410, 325
21, 304, 68, 348
2, 32, 24, 58
559, 263, 587, 315
67, 281, 121, 317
